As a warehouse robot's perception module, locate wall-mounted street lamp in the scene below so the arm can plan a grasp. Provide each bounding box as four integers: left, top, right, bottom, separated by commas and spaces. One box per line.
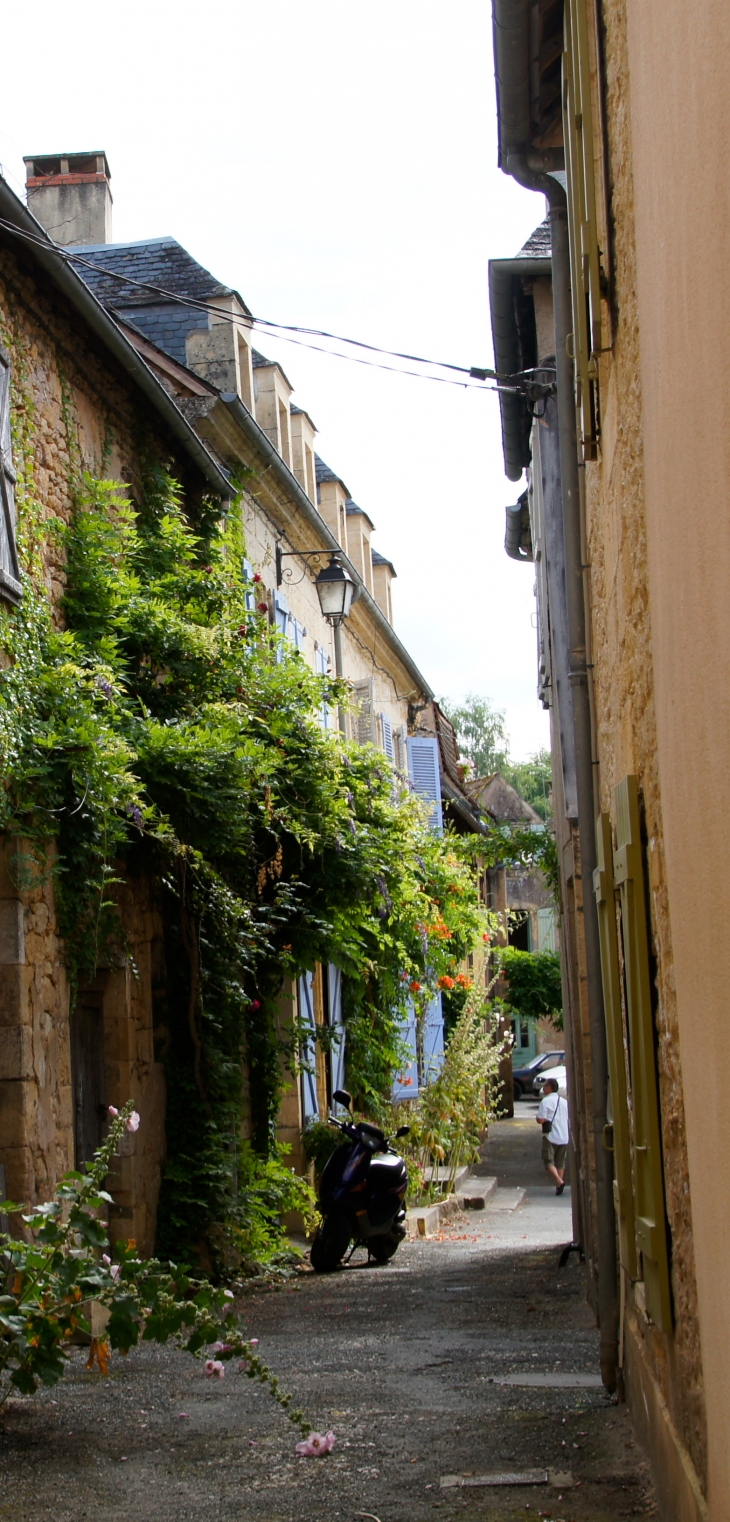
276, 545, 356, 733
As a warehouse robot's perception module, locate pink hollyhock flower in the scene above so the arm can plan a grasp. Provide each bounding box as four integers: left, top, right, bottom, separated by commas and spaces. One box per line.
126, 1111, 140, 1133
211, 1342, 233, 1354
296, 1431, 336, 1457
204, 1360, 225, 1379
249, 999, 261, 1011
101, 1253, 111, 1266
108, 1106, 119, 1118
222, 1289, 234, 1300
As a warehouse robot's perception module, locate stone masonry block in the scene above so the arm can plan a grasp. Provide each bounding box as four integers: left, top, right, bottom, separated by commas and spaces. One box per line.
0, 964, 27, 1028
0, 1026, 33, 1081
0, 1080, 34, 1150
0, 901, 24, 965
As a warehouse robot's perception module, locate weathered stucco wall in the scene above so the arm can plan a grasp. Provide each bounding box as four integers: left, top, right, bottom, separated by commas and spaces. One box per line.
607, 2, 730, 1515
585, 0, 707, 1503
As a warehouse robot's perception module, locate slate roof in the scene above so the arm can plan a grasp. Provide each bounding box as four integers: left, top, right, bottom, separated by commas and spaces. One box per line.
252, 348, 272, 368
314, 454, 339, 485
68, 236, 251, 368
516, 218, 551, 260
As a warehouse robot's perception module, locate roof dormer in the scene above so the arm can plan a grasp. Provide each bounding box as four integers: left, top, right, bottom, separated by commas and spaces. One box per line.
290, 406, 317, 503
315, 455, 349, 552
345, 500, 375, 595
252, 350, 294, 468
372, 549, 397, 625
185, 291, 256, 413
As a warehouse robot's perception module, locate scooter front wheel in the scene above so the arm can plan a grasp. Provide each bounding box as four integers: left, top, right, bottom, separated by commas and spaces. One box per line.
310, 1213, 352, 1273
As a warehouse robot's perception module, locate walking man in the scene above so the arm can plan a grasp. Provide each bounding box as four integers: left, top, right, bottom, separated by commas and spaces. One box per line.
536, 1077, 569, 1195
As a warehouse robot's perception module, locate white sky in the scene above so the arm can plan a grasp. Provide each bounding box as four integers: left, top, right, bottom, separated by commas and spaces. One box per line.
1, 0, 550, 760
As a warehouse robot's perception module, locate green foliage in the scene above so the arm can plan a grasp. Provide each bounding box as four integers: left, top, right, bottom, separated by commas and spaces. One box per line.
389, 988, 507, 1197
441, 694, 552, 821
0, 464, 487, 1262
502, 748, 552, 822
216, 1143, 318, 1273
0, 1102, 311, 1435
500, 947, 563, 1028
302, 1120, 341, 1177
441, 693, 509, 778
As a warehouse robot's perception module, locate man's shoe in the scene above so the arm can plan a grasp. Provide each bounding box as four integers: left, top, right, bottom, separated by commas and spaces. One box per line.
556, 1183, 565, 1196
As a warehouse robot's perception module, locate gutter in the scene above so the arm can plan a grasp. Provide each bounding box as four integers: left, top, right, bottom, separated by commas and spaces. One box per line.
0, 174, 231, 501
492, 0, 619, 1395
219, 393, 434, 702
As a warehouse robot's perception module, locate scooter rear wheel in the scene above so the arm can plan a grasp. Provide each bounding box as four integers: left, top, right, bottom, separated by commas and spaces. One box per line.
310, 1213, 352, 1273
368, 1225, 406, 1263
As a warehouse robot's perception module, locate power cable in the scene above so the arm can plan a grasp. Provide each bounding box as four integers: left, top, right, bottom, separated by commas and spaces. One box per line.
0, 209, 551, 396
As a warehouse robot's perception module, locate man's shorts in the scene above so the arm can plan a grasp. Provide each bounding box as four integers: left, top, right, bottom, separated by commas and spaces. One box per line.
542, 1136, 567, 1170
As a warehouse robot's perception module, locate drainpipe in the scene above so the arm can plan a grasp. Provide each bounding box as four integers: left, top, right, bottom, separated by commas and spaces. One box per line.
502, 153, 618, 1395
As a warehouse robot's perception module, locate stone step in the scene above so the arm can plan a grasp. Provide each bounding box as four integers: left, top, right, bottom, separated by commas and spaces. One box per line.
455, 1176, 497, 1211
484, 1186, 527, 1211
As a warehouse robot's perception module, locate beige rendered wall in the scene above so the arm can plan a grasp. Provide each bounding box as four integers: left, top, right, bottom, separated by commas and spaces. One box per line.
608, 2, 730, 1515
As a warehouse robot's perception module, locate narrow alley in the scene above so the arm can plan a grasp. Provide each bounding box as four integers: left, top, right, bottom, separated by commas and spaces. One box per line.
0, 1111, 654, 1522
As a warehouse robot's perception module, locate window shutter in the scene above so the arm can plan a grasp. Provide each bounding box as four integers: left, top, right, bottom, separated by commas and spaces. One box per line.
392, 1000, 419, 1100
379, 712, 394, 761
242, 557, 256, 612
422, 993, 445, 1083
327, 964, 346, 1096
316, 645, 331, 729
351, 677, 375, 745
614, 777, 672, 1329
406, 735, 443, 833
562, 0, 603, 461
0, 349, 22, 605
593, 812, 638, 1281
298, 971, 319, 1122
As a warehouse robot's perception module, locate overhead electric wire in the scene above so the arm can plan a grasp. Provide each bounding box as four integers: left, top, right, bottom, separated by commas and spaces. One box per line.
0, 209, 540, 395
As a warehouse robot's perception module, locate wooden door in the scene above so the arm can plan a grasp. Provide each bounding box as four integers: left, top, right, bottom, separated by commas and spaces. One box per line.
70, 990, 106, 1168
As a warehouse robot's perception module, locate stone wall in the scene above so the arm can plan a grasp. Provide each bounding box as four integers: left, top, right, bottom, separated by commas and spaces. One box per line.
0, 232, 204, 1242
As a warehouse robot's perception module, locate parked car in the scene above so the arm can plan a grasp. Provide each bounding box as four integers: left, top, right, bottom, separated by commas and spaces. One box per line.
533, 1064, 568, 1098
512, 1050, 565, 1101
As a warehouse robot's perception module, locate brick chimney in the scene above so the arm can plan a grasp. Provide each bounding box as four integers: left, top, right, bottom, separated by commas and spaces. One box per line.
24, 152, 112, 246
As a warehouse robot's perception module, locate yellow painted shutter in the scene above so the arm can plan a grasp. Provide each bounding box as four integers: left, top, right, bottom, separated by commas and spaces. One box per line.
562, 0, 603, 460
593, 813, 638, 1281
613, 777, 672, 1331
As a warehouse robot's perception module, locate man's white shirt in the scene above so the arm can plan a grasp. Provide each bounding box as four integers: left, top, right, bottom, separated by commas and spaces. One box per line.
537, 1093, 570, 1146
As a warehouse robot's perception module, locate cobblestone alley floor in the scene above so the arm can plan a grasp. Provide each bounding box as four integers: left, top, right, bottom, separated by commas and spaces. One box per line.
0, 1106, 656, 1521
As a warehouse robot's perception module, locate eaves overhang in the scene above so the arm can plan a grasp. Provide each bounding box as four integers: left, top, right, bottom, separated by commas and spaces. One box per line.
492, 0, 565, 173
0, 176, 231, 500
440, 773, 490, 835
218, 392, 434, 701
489, 253, 552, 482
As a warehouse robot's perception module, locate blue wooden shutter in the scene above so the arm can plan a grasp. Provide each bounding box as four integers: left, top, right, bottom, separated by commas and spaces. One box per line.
298, 971, 319, 1121
406, 735, 443, 833
352, 677, 375, 745
316, 646, 331, 729
0, 348, 21, 605
392, 999, 419, 1100
327, 964, 346, 1097
242, 558, 256, 612
380, 713, 394, 761
422, 993, 445, 1082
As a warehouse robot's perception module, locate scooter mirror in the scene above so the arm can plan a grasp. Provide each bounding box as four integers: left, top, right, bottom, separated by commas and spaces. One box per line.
333, 1089, 352, 1110
395, 1125, 410, 1138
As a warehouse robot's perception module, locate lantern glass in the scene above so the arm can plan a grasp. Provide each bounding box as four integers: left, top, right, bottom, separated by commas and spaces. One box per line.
315, 556, 355, 623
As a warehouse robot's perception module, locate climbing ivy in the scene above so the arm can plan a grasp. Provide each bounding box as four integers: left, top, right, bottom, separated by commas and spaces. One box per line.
0, 458, 487, 1264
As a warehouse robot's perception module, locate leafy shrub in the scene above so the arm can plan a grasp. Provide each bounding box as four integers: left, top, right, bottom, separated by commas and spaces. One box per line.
500, 947, 563, 1028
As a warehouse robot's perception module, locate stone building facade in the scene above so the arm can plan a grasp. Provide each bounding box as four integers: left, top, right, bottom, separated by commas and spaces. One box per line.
489, 3, 730, 1518
0, 156, 481, 1244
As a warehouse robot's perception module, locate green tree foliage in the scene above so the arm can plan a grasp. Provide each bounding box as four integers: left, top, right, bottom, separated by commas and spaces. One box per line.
499, 947, 563, 1029
0, 466, 487, 1263
441, 694, 552, 820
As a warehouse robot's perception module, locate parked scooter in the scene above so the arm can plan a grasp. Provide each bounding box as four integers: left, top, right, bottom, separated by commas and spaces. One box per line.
310, 1090, 410, 1272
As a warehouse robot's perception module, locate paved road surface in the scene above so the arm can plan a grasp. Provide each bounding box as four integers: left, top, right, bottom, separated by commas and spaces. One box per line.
0, 1108, 655, 1521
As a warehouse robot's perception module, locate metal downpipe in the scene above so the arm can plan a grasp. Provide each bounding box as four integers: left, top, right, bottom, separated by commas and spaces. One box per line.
503, 155, 618, 1394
